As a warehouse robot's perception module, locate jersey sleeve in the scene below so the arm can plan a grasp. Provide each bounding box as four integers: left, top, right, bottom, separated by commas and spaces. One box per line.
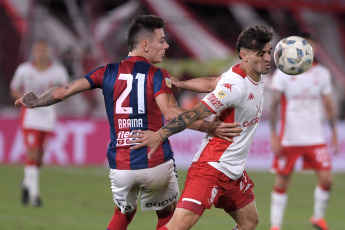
270, 69, 286, 92
152, 68, 173, 98
10, 64, 25, 92
84, 66, 106, 89
320, 67, 332, 95
201, 75, 243, 115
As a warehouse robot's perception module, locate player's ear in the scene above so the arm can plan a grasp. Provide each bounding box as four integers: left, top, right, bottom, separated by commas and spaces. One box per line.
141, 40, 149, 53
239, 50, 248, 62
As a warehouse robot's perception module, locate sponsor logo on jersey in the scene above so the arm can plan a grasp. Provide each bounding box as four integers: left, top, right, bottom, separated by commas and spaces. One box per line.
165, 78, 172, 88
243, 117, 260, 127
145, 192, 178, 208
247, 92, 255, 101
222, 83, 233, 91
217, 90, 226, 98
206, 93, 223, 109
256, 102, 262, 116
118, 118, 143, 129
116, 131, 133, 146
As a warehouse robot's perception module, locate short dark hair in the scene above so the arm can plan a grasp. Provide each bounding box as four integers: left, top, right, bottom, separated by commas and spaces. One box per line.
236, 25, 275, 59
126, 15, 166, 52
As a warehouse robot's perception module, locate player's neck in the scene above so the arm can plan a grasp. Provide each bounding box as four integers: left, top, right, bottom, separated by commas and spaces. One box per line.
33, 60, 50, 71
239, 64, 260, 82
128, 50, 152, 64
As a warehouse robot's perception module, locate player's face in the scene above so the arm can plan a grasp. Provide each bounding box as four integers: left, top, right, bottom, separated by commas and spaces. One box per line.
248, 42, 272, 76
147, 28, 169, 64
33, 42, 51, 64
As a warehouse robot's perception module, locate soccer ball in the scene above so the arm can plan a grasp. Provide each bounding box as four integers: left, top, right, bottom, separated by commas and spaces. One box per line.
273, 36, 314, 75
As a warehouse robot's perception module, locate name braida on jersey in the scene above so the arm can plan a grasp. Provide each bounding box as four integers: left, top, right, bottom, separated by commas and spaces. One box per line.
117, 118, 143, 146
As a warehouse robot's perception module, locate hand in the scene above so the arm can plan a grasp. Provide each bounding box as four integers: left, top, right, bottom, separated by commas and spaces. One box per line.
210, 117, 242, 142
270, 134, 282, 156
170, 77, 181, 91
15, 91, 38, 108
330, 134, 339, 155
129, 130, 163, 159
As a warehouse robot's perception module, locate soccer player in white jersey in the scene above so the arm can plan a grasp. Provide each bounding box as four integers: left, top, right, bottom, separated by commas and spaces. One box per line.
10, 40, 69, 207
269, 33, 338, 230
130, 25, 275, 230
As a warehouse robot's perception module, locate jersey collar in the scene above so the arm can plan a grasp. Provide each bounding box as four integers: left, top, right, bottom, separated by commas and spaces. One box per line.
126, 56, 150, 64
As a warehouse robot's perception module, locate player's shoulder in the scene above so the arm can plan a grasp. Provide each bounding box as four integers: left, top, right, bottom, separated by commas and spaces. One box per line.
311, 63, 330, 73
16, 62, 32, 70
220, 66, 246, 85
51, 62, 68, 71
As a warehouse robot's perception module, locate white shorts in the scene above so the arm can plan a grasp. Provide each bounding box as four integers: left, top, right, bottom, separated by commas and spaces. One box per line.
109, 159, 179, 214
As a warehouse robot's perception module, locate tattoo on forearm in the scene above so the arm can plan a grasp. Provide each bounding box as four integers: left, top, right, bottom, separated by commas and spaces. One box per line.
160, 103, 212, 139
160, 110, 199, 139
25, 87, 62, 108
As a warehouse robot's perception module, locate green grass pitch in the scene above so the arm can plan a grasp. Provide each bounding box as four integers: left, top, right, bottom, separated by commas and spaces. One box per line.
0, 165, 344, 230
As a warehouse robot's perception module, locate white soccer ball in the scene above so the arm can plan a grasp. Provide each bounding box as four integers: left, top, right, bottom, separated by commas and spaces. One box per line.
273, 36, 314, 75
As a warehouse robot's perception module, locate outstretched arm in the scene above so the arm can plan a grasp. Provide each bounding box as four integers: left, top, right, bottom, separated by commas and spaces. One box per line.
130, 102, 215, 158
15, 78, 91, 108
155, 93, 241, 142
171, 76, 220, 93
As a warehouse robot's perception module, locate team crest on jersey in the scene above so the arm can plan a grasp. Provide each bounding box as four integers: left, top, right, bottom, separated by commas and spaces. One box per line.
217, 90, 226, 98
165, 78, 172, 88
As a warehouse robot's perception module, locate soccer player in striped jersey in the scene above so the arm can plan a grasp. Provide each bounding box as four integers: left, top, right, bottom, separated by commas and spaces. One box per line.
269, 33, 338, 230
130, 25, 275, 230
15, 15, 241, 229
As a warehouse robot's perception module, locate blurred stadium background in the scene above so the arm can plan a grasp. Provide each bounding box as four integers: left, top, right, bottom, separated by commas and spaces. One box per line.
0, 0, 344, 229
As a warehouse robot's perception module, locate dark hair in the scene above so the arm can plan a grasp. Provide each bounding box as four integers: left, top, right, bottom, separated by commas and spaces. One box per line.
298, 32, 317, 41
236, 25, 275, 59
126, 15, 166, 52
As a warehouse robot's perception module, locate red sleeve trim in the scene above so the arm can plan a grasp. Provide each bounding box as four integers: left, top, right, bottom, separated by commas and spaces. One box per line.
201, 101, 216, 114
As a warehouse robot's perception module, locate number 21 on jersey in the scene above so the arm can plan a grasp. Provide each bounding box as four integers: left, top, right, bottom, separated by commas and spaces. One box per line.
116, 73, 145, 114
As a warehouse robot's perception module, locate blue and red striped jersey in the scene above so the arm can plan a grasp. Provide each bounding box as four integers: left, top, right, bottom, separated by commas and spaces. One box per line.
84, 56, 174, 169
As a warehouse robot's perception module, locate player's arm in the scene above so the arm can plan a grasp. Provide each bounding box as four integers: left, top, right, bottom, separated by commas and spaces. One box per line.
171, 76, 220, 93
155, 93, 241, 142
130, 102, 214, 157
322, 94, 338, 154
269, 89, 282, 156
15, 78, 91, 108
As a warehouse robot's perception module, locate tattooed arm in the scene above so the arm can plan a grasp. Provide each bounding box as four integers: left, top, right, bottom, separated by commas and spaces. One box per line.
130, 102, 214, 158
15, 78, 91, 108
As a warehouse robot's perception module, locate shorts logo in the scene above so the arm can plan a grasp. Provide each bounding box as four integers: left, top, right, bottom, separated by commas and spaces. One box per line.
145, 192, 178, 208
206, 93, 223, 109
240, 174, 252, 194
165, 78, 172, 88
207, 186, 218, 205
115, 199, 132, 211
217, 90, 226, 98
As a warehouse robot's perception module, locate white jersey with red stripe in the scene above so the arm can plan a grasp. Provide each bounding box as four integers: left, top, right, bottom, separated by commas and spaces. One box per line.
10, 62, 69, 131
194, 64, 265, 180
270, 63, 332, 146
